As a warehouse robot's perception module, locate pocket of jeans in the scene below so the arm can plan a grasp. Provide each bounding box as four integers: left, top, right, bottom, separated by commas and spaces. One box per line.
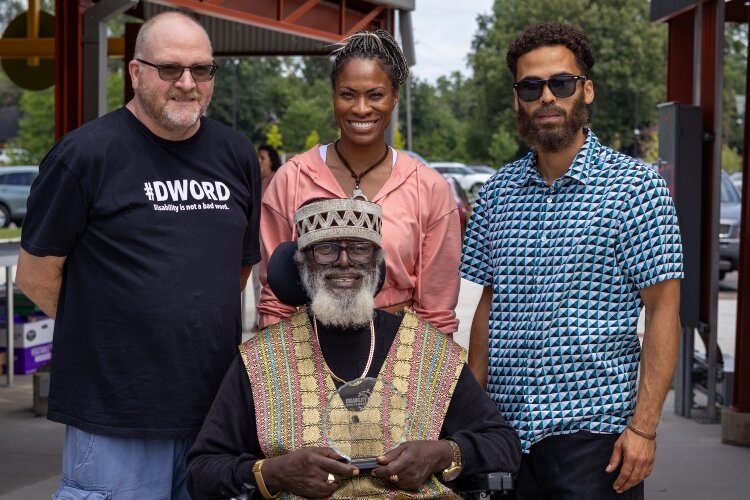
53, 485, 108, 500
73, 430, 97, 471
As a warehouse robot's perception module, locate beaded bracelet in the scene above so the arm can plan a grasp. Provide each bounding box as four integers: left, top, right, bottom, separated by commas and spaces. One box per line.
627, 424, 657, 440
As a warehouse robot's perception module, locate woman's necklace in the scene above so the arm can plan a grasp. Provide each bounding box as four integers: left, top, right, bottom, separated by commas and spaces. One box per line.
312, 315, 376, 384
334, 139, 389, 201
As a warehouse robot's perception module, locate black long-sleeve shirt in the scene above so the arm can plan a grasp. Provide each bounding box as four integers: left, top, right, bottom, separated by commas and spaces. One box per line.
187, 311, 521, 499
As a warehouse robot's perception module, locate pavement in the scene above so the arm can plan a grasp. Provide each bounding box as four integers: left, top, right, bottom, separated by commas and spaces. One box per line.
1, 277, 749, 499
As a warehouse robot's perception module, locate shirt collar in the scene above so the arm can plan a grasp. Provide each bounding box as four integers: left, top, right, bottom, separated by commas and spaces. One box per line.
513, 129, 601, 188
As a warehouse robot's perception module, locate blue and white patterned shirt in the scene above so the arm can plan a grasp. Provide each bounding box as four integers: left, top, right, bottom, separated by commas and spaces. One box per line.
460, 130, 683, 452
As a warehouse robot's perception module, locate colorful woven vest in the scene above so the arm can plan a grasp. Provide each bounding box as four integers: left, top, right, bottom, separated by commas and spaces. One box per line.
240, 310, 466, 499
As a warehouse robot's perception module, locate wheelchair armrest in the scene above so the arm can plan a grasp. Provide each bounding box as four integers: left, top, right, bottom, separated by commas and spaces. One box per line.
232, 483, 255, 499
234, 474, 515, 499
452, 471, 514, 494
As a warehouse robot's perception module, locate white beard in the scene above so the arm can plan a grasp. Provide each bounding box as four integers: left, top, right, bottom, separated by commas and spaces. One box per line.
297, 257, 380, 328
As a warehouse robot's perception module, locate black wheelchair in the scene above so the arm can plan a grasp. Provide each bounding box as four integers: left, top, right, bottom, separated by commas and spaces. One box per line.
234, 471, 513, 499
452, 471, 514, 498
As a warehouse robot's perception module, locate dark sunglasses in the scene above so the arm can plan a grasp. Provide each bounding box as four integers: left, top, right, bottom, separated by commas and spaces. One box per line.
513, 75, 586, 102
136, 58, 218, 82
310, 241, 376, 265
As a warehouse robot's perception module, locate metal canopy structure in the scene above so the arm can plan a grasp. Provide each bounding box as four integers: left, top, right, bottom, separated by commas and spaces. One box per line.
651, 0, 750, 445
54, 0, 415, 136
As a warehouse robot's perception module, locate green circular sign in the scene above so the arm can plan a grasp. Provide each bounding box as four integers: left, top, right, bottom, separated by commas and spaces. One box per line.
1, 11, 55, 91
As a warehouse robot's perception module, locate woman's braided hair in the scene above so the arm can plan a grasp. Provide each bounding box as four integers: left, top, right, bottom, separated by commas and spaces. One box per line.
329, 29, 409, 90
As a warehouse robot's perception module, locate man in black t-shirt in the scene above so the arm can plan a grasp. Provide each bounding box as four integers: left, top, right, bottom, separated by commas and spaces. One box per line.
16, 11, 260, 500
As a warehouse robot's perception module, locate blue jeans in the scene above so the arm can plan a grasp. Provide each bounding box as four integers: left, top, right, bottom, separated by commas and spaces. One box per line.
54, 426, 193, 500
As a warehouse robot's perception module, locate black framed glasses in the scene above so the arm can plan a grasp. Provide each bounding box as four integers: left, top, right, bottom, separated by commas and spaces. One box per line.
136, 58, 218, 82
310, 242, 376, 265
513, 75, 586, 102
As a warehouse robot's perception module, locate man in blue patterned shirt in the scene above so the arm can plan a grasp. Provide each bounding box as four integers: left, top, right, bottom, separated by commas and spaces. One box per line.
461, 22, 683, 499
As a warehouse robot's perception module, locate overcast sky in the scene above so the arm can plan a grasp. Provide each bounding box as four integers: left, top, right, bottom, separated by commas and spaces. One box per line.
409, 0, 495, 83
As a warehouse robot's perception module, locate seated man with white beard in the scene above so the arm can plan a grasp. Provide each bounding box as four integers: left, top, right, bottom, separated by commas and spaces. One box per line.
186, 198, 521, 500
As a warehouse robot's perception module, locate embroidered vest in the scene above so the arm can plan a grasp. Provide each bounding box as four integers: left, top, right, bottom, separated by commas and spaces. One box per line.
240, 311, 466, 499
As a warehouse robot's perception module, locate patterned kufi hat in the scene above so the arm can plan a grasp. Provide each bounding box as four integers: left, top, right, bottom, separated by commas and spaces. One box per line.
294, 198, 382, 249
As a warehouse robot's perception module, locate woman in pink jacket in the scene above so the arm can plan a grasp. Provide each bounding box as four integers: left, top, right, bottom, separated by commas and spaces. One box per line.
258, 30, 461, 334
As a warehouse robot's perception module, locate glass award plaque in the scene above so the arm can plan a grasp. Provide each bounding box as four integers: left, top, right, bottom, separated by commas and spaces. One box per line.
323, 377, 411, 471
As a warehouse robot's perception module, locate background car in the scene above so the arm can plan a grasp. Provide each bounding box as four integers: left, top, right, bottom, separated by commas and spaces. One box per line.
0, 165, 38, 227
720, 170, 741, 280
443, 176, 471, 240
400, 151, 470, 240
730, 171, 743, 192
402, 149, 431, 166
467, 164, 497, 175
430, 162, 492, 203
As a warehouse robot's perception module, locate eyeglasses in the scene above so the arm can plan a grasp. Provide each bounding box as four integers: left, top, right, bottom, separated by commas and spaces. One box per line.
136, 58, 218, 82
310, 242, 376, 265
513, 75, 586, 102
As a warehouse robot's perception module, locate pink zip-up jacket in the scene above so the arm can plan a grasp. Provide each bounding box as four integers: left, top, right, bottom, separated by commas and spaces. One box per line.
257, 145, 461, 334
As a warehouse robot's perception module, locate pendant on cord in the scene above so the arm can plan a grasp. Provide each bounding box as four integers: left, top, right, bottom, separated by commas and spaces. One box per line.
334, 140, 388, 202
352, 181, 368, 201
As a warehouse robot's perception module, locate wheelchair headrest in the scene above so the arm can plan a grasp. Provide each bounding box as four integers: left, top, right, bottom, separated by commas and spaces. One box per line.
267, 240, 387, 307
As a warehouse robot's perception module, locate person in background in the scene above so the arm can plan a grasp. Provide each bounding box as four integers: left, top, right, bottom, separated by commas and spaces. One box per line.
16, 11, 260, 499
257, 30, 462, 335
258, 144, 281, 193
187, 198, 521, 499
250, 144, 281, 332
461, 22, 682, 499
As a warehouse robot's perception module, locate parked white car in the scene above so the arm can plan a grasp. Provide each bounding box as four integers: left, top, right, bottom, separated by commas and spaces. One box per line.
430, 162, 492, 202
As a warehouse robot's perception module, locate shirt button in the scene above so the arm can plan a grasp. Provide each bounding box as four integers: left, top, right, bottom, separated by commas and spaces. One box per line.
547, 197, 553, 203
541, 235, 547, 242
528, 396, 535, 403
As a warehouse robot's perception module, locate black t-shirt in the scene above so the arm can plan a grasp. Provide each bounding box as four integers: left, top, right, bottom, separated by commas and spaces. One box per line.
21, 107, 261, 439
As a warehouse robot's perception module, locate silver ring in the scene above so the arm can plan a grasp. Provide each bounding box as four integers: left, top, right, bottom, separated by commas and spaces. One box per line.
326, 472, 335, 484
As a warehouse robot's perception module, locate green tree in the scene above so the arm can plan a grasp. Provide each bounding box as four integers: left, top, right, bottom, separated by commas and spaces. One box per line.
278, 84, 337, 153
393, 126, 405, 150
12, 87, 55, 162
722, 144, 743, 173
107, 69, 124, 112
210, 57, 293, 145
0, 70, 22, 107
304, 129, 320, 150
266, 123, 283, 150
401, 77, 467, 161
488, 125, 518, 166
469, 0, 667, 159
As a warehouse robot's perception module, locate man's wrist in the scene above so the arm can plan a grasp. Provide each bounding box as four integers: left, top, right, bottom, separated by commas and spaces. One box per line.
440, 439, 463, 481
627, 424, 657, 440
252, 459, 279, 499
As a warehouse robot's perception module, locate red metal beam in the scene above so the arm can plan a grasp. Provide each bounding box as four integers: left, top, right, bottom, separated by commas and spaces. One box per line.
665, 10, 694, 104
55, 0, 86, 139
697, 1, 716, 322
735, 11, 750, 414
284, 0, 321, 25
339, 0, 346, 35
725, 0, 750, 23
348, 5, 384, 34
149, 0, 391, 42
